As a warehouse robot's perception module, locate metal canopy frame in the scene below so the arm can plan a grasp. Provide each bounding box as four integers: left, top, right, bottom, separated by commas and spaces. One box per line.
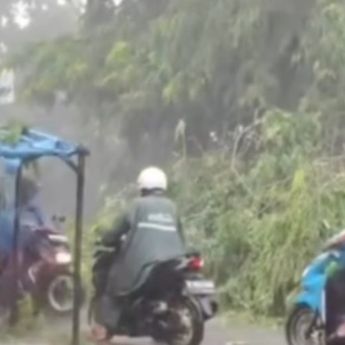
0, 127, 89, 345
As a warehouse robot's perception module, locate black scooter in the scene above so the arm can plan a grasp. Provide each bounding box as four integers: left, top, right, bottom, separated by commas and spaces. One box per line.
89, 240, 217, 345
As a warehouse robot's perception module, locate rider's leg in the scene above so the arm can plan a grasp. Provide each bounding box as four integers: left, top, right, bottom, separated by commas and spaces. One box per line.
326, 267, 345, 339
92, 294, 122, 341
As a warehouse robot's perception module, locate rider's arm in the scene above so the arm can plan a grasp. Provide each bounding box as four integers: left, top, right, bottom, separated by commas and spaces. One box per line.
177, 218, 185, 244
100, 212, 131, 248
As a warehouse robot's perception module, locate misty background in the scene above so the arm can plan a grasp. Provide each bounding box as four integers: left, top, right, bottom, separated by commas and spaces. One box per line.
0, 0, 132, 221
0, 0, 329, 222
4, 0, 345, 318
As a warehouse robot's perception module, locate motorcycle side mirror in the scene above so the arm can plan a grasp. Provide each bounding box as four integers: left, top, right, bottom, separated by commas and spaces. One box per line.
52, 215, 66, 223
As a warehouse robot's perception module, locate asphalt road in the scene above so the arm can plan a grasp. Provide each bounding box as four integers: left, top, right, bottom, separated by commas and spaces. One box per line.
4, 318, 285, 345
203, 319, 284, 345
108, 319, 285, 345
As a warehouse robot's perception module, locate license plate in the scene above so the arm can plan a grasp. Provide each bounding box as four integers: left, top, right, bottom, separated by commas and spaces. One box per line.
186, 280, 216, 295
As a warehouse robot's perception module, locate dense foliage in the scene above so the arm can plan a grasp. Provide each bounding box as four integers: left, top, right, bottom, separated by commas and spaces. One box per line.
170, 109, 345, 315
8, 0, 345, 316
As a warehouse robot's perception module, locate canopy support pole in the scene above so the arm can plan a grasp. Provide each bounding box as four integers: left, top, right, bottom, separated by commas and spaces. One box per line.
9, 164, 22, 325
72, 153, 86, 345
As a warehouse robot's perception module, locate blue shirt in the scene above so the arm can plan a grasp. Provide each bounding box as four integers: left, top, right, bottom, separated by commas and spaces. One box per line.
0, 197, 46, 256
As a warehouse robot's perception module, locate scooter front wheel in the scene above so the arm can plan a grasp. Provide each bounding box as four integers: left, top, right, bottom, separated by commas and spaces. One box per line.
286, 305, 325, 345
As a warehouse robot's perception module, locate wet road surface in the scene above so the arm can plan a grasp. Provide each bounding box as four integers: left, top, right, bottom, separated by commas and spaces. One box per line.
203, 319, 283, 345
4, 318, 285, 345
109, 319, 284, 345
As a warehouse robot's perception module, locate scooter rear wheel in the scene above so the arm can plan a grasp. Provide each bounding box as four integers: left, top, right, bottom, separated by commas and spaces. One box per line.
154, 297, 204, 345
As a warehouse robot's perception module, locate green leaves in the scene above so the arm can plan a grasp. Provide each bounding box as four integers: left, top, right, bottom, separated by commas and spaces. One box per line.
13, 38, 89, 103
162, 103, 345, 316
0, 121, 26, 145
106, 41, 132, 69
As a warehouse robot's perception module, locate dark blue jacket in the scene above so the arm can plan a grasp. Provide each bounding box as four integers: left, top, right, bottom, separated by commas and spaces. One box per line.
0, 196, 45, 257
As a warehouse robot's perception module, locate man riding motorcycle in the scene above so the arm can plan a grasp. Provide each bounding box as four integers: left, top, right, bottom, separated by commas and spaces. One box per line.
0, 174, 46, 309
92, 166, 186, 341
0, 175, 45, 259
19, 175, 46, 227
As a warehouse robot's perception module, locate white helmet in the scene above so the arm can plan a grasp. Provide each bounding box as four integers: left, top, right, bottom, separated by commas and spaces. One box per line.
137, 166, 168, 191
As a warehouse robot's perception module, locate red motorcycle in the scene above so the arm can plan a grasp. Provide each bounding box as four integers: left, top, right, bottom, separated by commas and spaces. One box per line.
24, 218, 84, 316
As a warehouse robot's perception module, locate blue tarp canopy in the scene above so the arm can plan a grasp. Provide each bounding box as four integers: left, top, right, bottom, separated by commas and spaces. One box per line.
0, 126, 87, 342
0, 128, 87, 171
